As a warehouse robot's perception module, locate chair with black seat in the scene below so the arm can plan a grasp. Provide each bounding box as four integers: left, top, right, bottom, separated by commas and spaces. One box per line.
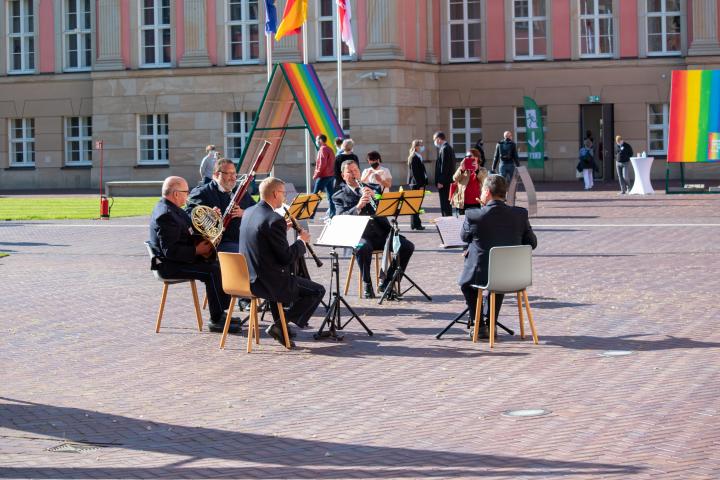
144, 242, 203, 333
471, 245, 538, 348
217, 252, 291, 352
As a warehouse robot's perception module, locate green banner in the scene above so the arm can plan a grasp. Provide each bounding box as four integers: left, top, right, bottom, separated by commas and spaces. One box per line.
523, 96, 545, 169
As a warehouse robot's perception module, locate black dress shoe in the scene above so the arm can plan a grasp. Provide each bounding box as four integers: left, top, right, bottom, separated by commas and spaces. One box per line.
265, 324, 296, 348
363, 282, 376, 299
209, 318, 241, 334
413, 225, 426, 231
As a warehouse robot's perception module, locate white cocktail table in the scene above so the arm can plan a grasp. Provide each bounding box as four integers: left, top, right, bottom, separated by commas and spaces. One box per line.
629, 156, 654, 195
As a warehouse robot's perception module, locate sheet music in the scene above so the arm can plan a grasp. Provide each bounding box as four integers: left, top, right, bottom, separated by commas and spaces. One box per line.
435, 215, 466, 249
316, 215, 371, 248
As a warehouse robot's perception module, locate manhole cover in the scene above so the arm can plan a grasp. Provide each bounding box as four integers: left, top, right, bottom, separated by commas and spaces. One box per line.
600, 350, 634, 357
47, 442, 105, 453
502, 408, 551, 418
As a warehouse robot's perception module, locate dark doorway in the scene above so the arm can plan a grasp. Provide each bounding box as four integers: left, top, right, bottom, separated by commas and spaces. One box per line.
580, 104, 614, 181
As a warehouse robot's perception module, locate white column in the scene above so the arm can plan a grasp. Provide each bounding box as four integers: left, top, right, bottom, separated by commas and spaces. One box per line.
688, 0, 720, 55
179, 0, 211, 67
95, 0, 124, 70
363, 0, 403, 59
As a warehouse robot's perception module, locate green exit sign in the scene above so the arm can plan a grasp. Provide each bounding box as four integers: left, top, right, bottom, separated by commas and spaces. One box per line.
588, 95, 601, 104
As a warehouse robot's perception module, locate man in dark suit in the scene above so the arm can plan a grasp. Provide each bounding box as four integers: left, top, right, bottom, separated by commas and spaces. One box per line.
433, 131, 456, 217
458, 175, 537, 339
332, 160, 415, 299
148, 176, 240, 334
239, 177, 325, 347
185, 157, 255, 253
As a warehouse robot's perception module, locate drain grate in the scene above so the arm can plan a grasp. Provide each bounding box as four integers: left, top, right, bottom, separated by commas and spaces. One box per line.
47, 442, 106, 453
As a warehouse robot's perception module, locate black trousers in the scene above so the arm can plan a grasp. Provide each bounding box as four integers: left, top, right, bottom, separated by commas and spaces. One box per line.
438, 185, 452, 216
460, 283, 503, 325
356, 235, 414, 286
160, 261, 230, 323
269, 277, 325, 328
410, 213, 423, 229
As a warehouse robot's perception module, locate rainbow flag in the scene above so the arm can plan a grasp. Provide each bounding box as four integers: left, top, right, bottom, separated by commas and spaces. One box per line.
667, 70, 720, 163
282, 63, 344, 143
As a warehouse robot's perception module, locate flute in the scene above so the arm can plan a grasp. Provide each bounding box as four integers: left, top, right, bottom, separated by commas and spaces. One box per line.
283, 207, 323, 268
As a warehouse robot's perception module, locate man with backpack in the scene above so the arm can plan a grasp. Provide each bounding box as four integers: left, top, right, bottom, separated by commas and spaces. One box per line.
492, 131, 520, 184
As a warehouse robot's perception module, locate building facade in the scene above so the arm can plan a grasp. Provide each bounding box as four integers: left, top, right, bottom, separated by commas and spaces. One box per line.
1, 0, 720, 190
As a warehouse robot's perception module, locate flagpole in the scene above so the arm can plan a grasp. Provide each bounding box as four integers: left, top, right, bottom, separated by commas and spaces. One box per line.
303, 18, 312, 194
336, 4, 343, 133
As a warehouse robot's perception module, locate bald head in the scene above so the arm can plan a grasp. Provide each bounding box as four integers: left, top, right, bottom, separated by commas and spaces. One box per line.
162, 176, 190, 207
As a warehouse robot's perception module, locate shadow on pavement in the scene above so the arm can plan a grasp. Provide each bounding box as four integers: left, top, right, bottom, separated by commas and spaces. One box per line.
0, 398, 643, 479
541, 333, 720, 351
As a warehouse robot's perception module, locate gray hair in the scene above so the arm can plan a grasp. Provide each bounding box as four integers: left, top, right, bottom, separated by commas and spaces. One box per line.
259, 176, 285, 199
162, 176, 186, 197
483, 174, 507, 200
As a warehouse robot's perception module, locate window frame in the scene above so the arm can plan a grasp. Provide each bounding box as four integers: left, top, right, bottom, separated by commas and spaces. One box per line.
63, 0, 93, 71
8, 118, 35, 166
316, 0, 350, 61
578, 0, 614, 58
447, 0, 482, 62
139, 0, 172, 68
64, 116, 93, 166
137, 114, 169, 165
646, 0, 681, 56
224, 111, 256, 162
512, 0, 547, 60
226, 0, 260, 64
514, 106, 547, 159
647, 103, 669, 156
6, 0, 36, 74
449, 107, 482, 159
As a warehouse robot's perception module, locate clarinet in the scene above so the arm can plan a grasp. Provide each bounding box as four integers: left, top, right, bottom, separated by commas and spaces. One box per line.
283, 207, 323, 268
356, 179, 378, 211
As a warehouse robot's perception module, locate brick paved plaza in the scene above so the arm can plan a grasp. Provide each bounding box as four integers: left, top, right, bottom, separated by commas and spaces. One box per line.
1, 185, 719, 479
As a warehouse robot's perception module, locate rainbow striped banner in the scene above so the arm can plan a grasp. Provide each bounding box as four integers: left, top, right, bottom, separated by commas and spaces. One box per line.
281, 63, 344, 143
668, 70, 720, 163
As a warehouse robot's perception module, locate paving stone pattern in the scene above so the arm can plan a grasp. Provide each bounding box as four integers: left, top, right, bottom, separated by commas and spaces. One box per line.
1, 187, 719, 479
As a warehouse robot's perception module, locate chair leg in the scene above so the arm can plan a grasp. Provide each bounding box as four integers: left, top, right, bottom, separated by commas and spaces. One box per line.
276, 302, 292, 349
155, 283, 170, 333
220, 296, 237, 350
190, 280, 203, 332
472, 289, 483, 343
247, 298, 257, 353
489, 292, 496, 348
254, 301, 260, 345
523, 290, 539, 344
202, 293, 208, 310
374, 252, 380, 286
516, 291, 525, 340
343, 253, 355, 296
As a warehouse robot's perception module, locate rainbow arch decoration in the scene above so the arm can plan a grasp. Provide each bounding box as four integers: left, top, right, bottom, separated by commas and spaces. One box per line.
238, 63, 344, 176
667, 70, 720, 163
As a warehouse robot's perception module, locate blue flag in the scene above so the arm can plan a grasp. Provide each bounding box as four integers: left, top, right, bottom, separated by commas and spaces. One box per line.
264, 0, 277, 34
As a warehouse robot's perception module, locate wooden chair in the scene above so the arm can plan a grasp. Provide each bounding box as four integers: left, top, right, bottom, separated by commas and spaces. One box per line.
471, 245, 538, 348
343, 250, 383, 298
217, 252, 291, 352
144, 242, 203, 333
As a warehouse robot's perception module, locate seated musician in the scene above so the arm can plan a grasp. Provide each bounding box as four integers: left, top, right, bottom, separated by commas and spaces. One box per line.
239, 177, 326, 348
148, 176, 241, 334
332, 160, 415, 299
185, 157, 256, 253
458, 175, 537, 339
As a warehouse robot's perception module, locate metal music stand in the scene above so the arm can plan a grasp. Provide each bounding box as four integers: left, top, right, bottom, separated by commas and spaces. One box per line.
314, 216, 373, 340
374, 190, 432, 305
435, 306, 514, 339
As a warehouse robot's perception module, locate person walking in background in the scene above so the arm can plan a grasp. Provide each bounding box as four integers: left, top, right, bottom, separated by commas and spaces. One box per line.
334, 137, 344, 155
615, 135, 634, 194
199, 145, 218, 185
433, 131, 456, 217
361, 151, 392, 192
407, 139, 428, 230
578, 139, 597, 190
492, 131, 520, 184
449, 149, 487, 216
334, 138, 359, 191
312, 134, 337, 218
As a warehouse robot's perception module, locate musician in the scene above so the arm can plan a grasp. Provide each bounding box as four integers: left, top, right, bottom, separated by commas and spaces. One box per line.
239, 177, 326, 347
148, 176, 240, 334
332, 160, 415, 299
185, 157, 256, 253
458, 175, 537, 339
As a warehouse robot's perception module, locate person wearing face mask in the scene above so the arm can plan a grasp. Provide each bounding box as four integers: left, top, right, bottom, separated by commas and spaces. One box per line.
433, 131, 456, 217
407, 139, 428, 230
360, 151, 393, 192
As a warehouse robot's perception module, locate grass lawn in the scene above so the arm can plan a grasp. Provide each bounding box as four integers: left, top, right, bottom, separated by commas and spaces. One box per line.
0, 197, 159, 220
0, 253, 8, 258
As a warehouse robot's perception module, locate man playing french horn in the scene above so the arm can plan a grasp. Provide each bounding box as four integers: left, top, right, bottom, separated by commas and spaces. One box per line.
332, 160, 415, 299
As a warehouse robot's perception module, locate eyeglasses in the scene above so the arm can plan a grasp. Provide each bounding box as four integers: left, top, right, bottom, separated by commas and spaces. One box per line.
174, 190, 189, 194
219, 171, 237, 176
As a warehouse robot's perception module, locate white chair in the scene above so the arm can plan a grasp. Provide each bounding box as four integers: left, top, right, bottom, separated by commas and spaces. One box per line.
144, 242, 203, 333
471, 245, 538, 348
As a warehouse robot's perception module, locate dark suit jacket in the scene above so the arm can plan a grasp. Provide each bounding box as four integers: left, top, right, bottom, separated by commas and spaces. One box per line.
332, 182, 391, 246
148, 198, 198, 272
408, 153, 428, 188
458, 200, 537, 287
435, 142, 456, 186
185, 180, 256, 244
239, 201, 306, 304
492, 139, 520, 171
615, 142, 634, 163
